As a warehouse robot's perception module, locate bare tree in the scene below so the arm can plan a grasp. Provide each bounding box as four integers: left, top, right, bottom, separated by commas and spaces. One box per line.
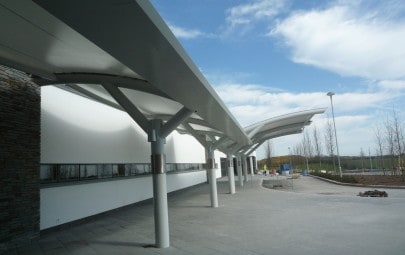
385, 116, 396, 174
264, 140, 273, 170
324, 118, 336, 172
302, 130, 312, 171
306, 130, 314, 159
360, 147, 365, 173
293, 144, 302, 169
312, 125, 323, 169
374, 124, 385, 175
375, 149, 380, 170
391, 107, 404, 175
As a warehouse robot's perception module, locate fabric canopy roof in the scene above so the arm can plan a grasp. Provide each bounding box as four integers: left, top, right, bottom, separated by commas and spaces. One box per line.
0, 0, 250, 149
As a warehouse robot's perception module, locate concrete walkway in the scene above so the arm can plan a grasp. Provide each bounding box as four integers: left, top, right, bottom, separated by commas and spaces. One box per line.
7, 176, 405, 255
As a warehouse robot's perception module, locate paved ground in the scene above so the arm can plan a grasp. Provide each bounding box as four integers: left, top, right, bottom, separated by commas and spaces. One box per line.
6, 175, 405, 255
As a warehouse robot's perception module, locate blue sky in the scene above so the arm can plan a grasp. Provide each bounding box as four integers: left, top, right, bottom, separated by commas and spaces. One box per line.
151, 0, 405, 158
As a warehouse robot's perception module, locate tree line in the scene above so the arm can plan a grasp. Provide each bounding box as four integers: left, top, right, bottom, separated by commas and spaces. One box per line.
261, 107, 404, 176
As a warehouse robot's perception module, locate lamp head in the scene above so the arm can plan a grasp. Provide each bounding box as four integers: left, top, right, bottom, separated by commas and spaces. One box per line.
327, 92, 335, 97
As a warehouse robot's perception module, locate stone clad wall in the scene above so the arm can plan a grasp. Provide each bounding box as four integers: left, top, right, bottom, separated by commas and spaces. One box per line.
0, 68, 40, 252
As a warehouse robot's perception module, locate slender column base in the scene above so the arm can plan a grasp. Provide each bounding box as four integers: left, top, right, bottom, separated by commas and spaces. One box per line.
209, 168, 218, 207
227, 154, 235, 194
152, 171, 169, 248
243, 156, 248, 183
237, 156, 243, 187
150, 120, 169, 248
206, 149, 218, 207
249, 156, 254, 181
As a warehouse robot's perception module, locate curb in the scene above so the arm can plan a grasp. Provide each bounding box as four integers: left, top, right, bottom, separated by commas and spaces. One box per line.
308, 174, 405, 189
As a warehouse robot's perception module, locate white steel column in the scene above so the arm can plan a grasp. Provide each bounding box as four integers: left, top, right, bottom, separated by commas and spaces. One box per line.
236, 156, 243, 187
249, 156, 254, 178
254, 156, 258, 173
149, 119, 169, 248
104, 83, 193, 249
207, 148, 218, 207
227, 153, 236, 194
242, 156, 248, 183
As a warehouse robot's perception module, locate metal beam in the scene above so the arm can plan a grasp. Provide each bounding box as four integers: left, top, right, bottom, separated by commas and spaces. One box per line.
64, 84, 123, 111
182, 122, 207, 148
247, 125, 263, 139
211, 136, 228, 151
102, 82, 149, 133
160, 107, 193, 138
0, 56, 56, 81
252, 122, 310, 143
153, 114, 217, 130
245, 141, 265, 156
34, 73, 172, 99
254, 129, 303, 145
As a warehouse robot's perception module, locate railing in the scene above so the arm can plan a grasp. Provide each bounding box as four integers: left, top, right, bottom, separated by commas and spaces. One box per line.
40, 163, 204, 184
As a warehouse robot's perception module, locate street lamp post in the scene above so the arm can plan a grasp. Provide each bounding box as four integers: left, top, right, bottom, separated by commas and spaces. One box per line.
289, 147, 293, 190
327, 92, 343, 178
288, 147, 293, 173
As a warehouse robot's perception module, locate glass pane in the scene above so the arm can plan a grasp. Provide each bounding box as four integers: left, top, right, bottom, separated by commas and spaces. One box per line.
166, 163, 174, 173
80, 165, 97, 180
144, 164, 151, 174
125, 164, 134, 176
40, 164, 57, 182
98, 164, 113, 178
117, 164, 126, 176
112, 164, 119, 177
59, 165, 79, 181
135, 164, 145, 175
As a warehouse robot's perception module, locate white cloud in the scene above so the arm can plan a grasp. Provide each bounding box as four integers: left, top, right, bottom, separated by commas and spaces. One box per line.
326, 91, 396, 112
224, 0, 289, 35
212, 0, 405, 157
215, 83, 396, 126
168, 23, 211, 39
270, 1, 405, 80
215, 83, 326, 126
213, 81, 403, 157
378, 80, 405, 91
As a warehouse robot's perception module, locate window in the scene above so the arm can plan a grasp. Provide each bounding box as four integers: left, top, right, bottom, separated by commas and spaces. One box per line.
40, 164, 58, 183
98, 164, 113, 178
40, 162, 204, 184
80, 165, 97, 180
59, 165, 79, 181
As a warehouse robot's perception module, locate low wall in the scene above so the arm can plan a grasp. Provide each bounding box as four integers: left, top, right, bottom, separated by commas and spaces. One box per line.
40, 170, 210, 230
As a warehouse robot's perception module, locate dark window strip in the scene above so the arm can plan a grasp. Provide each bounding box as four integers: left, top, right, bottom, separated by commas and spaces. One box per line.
40, 163, 204, 184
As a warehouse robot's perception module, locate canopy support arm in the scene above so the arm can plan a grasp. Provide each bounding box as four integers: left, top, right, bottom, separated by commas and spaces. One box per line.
102, 82, 149, 133
160, 107, 192, 138
182, 122, 207, 148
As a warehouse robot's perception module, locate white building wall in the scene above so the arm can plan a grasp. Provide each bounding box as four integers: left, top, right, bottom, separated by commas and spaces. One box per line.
41, 86, 150, 163
167, 131, 205, 163
41, 86, 206, 164
39, 86, 214, 230
40, 171, 207, 230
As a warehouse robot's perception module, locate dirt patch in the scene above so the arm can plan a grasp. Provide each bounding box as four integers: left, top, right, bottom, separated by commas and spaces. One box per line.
353, 175, 405, 186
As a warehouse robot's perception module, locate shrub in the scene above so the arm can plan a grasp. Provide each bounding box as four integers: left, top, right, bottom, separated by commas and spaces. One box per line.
311, 171, 358, 184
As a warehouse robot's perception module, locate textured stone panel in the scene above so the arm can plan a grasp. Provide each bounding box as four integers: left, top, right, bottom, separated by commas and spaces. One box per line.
0, 68, 40, 252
